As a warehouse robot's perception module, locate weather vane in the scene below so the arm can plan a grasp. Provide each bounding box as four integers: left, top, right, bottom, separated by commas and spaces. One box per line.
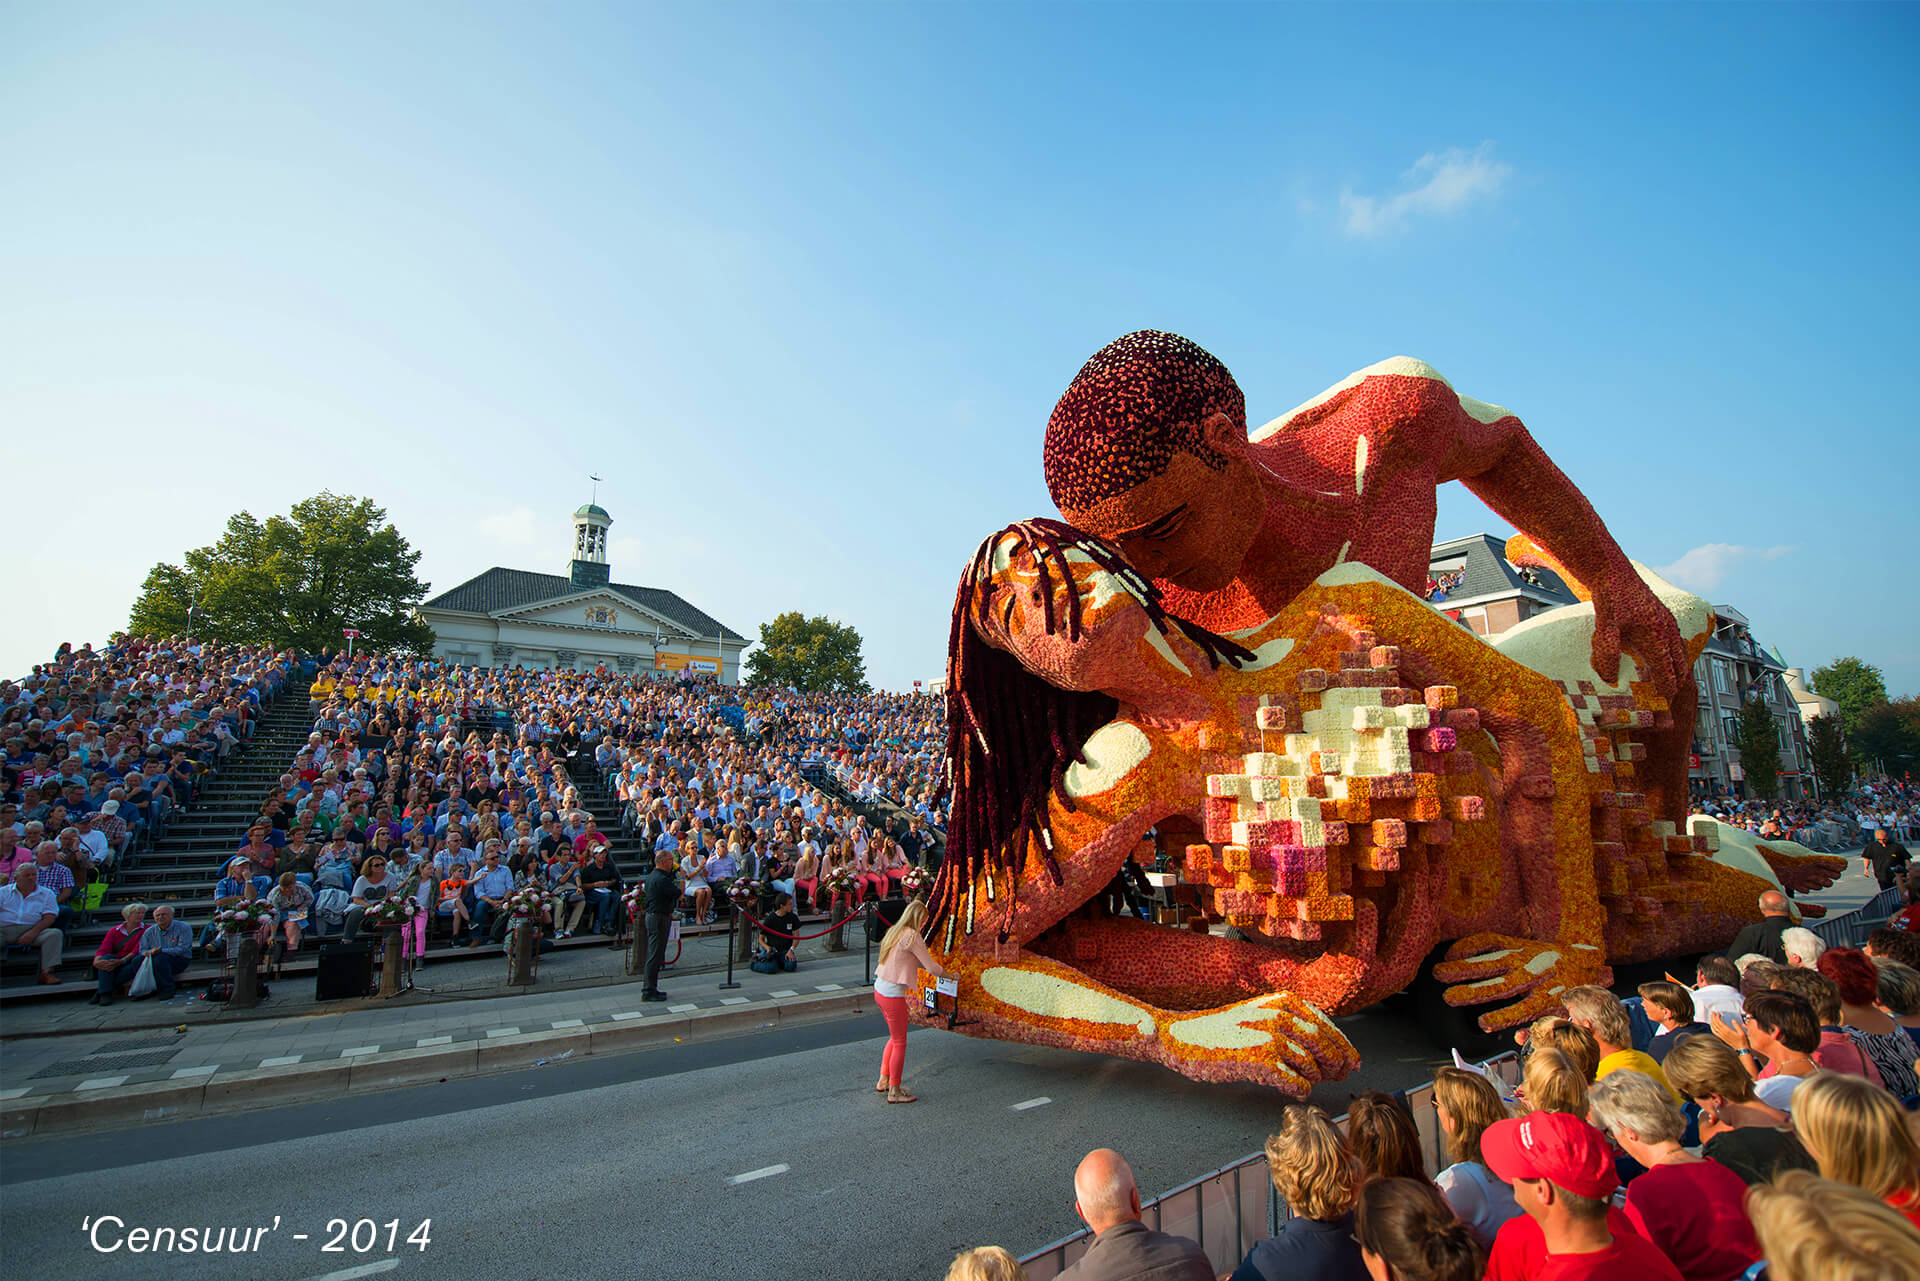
589, 472, 603, 505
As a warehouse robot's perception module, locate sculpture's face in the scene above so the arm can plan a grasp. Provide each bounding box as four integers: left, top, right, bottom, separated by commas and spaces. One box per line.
1064, 448, 1261, 594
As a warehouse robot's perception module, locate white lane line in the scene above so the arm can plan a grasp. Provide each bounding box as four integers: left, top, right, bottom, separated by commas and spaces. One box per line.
551, 1019, 585, 1028
296, 1259, 401, 1281
668, 1003, 698, 1013
170, 1065, 219, 1079
76, 1076, 129, 1091
485, 1027, 520, 1038
260, 1055, 302, 1067
339, 1045, 379, 1057
728, 1163, 791, 1185
814, 983, 843, 991
416, 1036, 453, 1048
719, 997, 749, 1005
769, 989, 799, 998
610, 1011, 644, 1021
1010, 1096, 1053, 1111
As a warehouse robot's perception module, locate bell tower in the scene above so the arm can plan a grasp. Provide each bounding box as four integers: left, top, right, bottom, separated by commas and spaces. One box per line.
569, 480, 612, 590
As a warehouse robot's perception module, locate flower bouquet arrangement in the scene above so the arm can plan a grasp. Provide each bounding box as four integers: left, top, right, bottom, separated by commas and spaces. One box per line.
726, 877, 765, 906
213, 900, 271, 934
901, 865, 934, 897
362, 895, 419, 926
821, 867, 859, 897
622, 884, 646, 919
502, 885, 553, 920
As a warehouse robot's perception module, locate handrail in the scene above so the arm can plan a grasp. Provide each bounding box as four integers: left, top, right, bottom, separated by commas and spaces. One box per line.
1018, 1053, 1522, 1279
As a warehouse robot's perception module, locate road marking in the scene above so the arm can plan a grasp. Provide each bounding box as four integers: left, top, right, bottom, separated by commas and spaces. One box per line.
728, 1163, 791, 1185
416, 1036, 453, 1048
551, 1019, 585, 1028
76, 1076, 129, 1091
295, 1259, 402, 1281
769, 989, 798, 998
0, 1087, 29, 1100
171, 1065, 219, 1079
814, 983, 843, 991
485, 1027, 520, 1038
669, 1003, 698, 1013
719, 996, 749, 1005
260, 1055, 302, 1067
1011, 1096, 1053, 1111
339, 1045, 379, 1057
610, 1011, 643, 1021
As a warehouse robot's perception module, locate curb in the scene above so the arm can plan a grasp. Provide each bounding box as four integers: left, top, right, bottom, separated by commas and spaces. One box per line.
1, 990, 873, 1141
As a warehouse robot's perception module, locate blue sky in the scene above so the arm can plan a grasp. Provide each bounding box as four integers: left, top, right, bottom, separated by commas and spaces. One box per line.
3, 3, 1915, 695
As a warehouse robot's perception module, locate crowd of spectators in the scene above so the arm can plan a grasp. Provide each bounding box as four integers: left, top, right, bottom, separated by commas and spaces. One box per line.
0, 637, 289, 993
183, 652, 950, 985
942, 943, 1920, 1280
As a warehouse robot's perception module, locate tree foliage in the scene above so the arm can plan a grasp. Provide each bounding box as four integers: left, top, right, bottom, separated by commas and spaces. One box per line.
1853, 696, 1920, 780
127, 492, 436, 656
1809, 656, 1887, 738
744, 612, 869, 694
1807, 714, 1852, 799
1734, 697, 1782, 801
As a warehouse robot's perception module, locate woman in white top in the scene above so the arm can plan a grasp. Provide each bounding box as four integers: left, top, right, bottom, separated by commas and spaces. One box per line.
871, 899, 951, 1104
679, 850, 712, 924
1431, 1066, 1523, 1247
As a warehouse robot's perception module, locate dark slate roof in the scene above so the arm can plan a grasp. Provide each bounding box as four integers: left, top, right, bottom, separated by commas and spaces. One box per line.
422, 568, 744, 641
1427, 533, 1579, 607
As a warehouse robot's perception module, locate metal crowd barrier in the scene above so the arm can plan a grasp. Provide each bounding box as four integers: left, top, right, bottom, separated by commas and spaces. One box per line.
1018, 1054, 1522, 1280
1808, 885, 1906, 949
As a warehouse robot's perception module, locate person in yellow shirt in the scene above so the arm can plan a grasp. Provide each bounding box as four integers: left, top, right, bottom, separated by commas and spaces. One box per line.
1563, 985, 1683, 1104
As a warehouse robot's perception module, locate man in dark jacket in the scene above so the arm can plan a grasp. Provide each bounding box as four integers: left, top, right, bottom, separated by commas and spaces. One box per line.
1865, 828, 1911, 891
1725, 890, 1793, 964
1058, 1148, 1211, 1281
641, 853, 678, 1001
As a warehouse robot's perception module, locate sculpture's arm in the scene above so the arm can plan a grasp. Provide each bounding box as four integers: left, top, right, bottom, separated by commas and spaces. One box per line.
1431, 382, 1691, 697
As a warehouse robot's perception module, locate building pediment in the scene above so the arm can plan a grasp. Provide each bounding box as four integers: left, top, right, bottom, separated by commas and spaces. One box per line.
490, 588, 697, 639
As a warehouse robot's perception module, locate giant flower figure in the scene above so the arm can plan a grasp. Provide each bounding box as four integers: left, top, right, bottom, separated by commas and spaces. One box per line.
916, 333, 1841, 1096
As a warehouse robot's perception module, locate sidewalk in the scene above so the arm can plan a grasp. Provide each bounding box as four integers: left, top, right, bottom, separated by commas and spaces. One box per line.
0, 937, 879, 1140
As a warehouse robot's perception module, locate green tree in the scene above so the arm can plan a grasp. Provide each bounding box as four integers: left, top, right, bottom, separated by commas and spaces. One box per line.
1809, 656, 1887, 738
744, 612, 869, 693
127, 492, 436, 656
1807, 714, 1852, 799
1852, 697, 1920, 781
1734, 697, 1782, 801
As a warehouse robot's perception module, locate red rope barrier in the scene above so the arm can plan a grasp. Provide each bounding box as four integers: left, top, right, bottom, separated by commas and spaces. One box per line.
736, 903, 868, 941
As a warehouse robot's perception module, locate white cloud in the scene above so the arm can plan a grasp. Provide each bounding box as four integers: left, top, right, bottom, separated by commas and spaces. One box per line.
1338, 143, 1512, 238
1654, 543, 1794, 594
478, 507, 542, 548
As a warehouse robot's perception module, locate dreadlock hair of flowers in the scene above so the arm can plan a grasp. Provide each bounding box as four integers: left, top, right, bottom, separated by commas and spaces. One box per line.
932, 517, 1253, 945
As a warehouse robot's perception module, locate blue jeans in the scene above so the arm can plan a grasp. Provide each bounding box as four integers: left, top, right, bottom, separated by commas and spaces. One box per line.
96, 960, 134, 995
151, 951, 191, 996
588, 888, 617, 933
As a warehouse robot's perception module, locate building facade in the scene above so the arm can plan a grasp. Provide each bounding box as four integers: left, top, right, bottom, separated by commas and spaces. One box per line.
416, 502, 748, 682
1427, 534, 1810, 800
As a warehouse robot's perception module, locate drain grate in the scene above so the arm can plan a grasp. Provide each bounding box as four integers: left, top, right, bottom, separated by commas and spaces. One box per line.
91, 1037, 182, 1054
32, 1049, 182, 1078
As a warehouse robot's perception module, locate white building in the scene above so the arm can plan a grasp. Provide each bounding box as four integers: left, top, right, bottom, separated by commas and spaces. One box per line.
416, 501, 747, 681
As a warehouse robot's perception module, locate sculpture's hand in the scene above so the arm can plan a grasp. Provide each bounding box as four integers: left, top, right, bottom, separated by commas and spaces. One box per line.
1432, 933, 1611, 1033
1590, 567, 1689, 696
1156, 991, 1361, 1093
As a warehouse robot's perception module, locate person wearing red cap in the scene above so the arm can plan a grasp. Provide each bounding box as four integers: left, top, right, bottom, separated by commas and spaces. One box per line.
1480, 1112, 1682, 1281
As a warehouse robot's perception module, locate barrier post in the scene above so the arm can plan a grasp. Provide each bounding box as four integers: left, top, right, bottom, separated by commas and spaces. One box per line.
720, 903, 741, 990
864, 900, 874, 985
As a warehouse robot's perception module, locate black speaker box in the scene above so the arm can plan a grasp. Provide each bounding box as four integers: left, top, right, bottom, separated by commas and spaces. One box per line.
315, 940, 374, 1001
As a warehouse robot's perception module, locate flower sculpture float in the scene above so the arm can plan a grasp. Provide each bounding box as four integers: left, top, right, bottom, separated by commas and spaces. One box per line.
916, 331, 1842, 1096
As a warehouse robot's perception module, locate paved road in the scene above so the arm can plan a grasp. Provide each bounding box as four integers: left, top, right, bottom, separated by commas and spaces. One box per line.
2, 996, 1454, 1281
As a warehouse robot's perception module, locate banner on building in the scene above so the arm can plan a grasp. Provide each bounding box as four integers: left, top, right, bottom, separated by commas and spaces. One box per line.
654, 652, 719, 674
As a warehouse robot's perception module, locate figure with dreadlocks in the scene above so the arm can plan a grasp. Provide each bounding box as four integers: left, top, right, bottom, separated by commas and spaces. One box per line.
909, 333, 1819, 1094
